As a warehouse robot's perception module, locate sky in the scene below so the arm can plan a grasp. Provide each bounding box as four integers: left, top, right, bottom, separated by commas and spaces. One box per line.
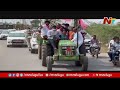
0, 19, 120, 25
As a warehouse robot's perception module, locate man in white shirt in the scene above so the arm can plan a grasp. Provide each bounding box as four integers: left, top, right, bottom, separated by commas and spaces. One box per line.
47, 26, 59, 40
108, 36, 119, 61
71, 27, 84, 55
111, 37, 120, 61
108, 37, 116, 49
56, 23, 62, 36
47, 25, 60, 53
41, 20, 50, 39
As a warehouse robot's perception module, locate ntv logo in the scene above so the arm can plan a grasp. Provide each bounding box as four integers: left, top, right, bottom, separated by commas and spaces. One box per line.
103, 17, 116, 24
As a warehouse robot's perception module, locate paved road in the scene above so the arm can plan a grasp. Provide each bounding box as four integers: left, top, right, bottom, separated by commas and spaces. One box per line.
0, 40, 120, 71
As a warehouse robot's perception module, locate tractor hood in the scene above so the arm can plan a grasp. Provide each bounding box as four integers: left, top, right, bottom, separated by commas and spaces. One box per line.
59, 40, 76, 46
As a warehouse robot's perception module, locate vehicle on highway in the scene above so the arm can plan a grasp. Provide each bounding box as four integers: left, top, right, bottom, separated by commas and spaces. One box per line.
110, 44, 120, 66
84, 33, 92, 52
8, 29, 16, 32
37, 27, 88, 71
0, 30, 9, 40
20, 29, 28, 33
29, 32, 38, 53
7, 31, 27, 47
0, 29, 3, 34
90, 43, 100, 58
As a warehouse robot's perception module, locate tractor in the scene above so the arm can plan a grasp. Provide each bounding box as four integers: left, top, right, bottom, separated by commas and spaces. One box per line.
37, 20, 88, 71
37, 37, 88, 71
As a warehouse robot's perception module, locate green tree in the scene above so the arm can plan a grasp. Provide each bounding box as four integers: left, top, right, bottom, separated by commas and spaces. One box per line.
31, 19, 40, 28
15, 22, 21, 30
86, 24, 120, 44
15, 22, 28, 30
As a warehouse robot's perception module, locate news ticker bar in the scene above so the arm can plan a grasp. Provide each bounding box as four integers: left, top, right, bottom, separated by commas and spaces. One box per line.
0, 72, 120, 78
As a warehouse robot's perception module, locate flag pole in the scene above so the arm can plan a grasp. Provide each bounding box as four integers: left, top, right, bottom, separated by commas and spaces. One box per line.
74, 19, 79, 48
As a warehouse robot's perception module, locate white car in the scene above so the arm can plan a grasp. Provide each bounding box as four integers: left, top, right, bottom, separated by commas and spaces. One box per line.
0, 30, 9, 40
30, 33, 38, 53
84, 33, 92, 50
8, 29, 16, 32
7, 31, 27, 47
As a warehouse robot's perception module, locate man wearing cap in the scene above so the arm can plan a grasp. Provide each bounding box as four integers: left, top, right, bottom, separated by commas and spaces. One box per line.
47, 25, 60, 54
89, 35, 100, 54
41, 20, 50, 39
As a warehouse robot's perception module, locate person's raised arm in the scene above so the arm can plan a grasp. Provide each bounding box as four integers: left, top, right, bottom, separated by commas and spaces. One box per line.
71, 33, 77, 42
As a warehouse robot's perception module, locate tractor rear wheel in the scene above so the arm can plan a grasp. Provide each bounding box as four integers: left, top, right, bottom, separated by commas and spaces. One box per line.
42, 45, 47, 66
46, 56, 53, 71
38, 45, 42, 60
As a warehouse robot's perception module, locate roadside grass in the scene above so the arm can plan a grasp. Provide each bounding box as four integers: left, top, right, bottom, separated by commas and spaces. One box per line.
101, 46, 108, 53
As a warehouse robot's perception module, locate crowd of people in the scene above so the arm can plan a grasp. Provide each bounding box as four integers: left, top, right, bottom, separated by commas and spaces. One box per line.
25, 20, 102, 56
25, 20, 120, 62
35, 20, 87, 55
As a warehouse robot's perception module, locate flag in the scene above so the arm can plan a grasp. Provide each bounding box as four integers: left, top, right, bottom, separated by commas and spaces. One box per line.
78, 19, 88, 30
63, 19, 72, 21
61, 19, 73, 26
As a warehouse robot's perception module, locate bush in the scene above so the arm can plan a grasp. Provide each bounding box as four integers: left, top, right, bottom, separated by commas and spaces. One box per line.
86, 24, 120, 44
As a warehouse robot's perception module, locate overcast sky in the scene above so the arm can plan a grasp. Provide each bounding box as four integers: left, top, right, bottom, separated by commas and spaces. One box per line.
0, 19, 119, 25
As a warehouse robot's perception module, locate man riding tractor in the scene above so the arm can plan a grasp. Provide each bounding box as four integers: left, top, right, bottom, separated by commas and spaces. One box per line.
37, 20, 50, 59
37, 23, 88, 71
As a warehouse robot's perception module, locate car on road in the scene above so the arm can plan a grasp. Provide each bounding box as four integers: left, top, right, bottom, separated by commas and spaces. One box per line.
8, 29, 16, 33
84, 33, 92, 52
7, 31, 27, 47
0, 30, 9, 40
0, 29, 3, 34
29, 32, 38, 53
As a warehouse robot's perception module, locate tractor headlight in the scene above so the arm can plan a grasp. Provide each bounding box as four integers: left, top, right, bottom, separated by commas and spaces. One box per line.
62, 46, 67, 49
71, 46, 75, 49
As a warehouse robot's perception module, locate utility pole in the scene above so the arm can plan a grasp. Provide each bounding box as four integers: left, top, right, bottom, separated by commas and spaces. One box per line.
74, 19, 80, 48
22, 19, 27, 29
74, 19, 78, 27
